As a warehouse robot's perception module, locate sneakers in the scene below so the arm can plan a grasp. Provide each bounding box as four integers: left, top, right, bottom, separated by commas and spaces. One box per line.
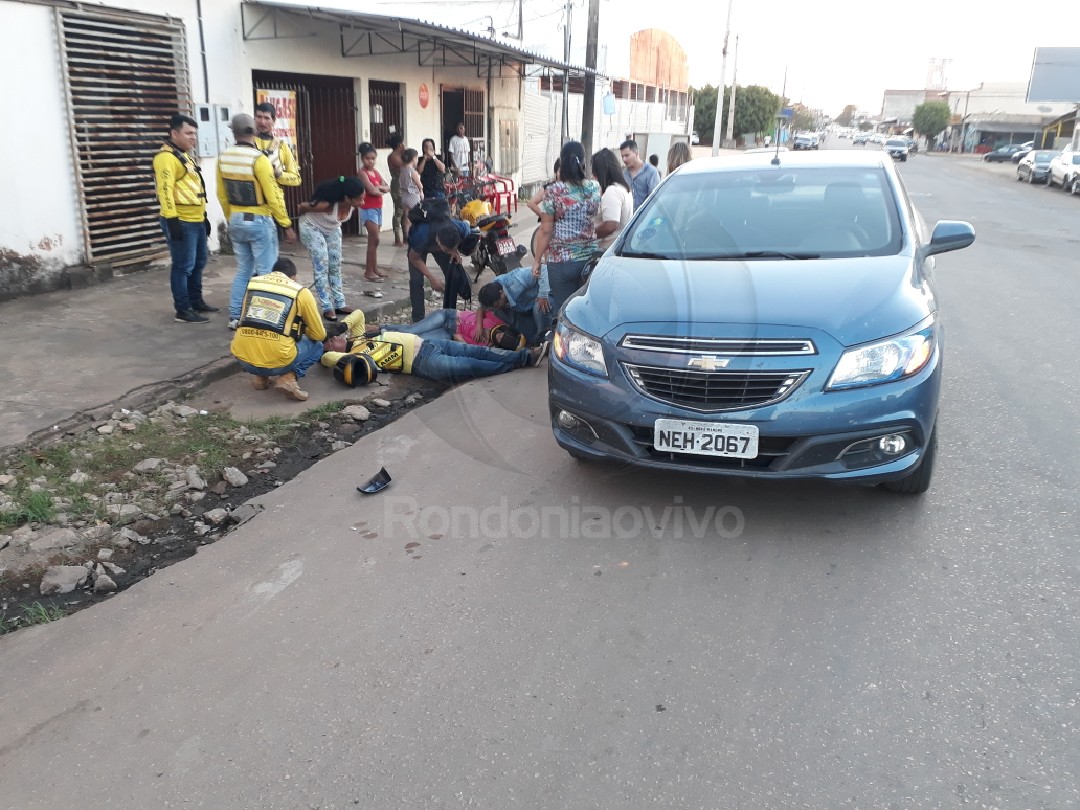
175, 309, 209, 324
191, 301, 220, 313
273, 372, 309, 401
528, 341, 550, 367
227, 318, 240, 330
252, 375, 274, 390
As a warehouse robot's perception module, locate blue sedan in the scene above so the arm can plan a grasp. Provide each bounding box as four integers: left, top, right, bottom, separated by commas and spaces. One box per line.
547, 151, 975, 494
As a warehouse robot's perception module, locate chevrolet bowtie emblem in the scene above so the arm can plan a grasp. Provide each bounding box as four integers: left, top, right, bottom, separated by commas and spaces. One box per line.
688, 356, 729, 371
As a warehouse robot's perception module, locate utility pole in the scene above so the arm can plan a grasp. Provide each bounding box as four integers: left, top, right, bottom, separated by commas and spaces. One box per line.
581, 0, 600, 159
561, 0, 572, 144
710, 0, 732, 156
723, 34, 739, 149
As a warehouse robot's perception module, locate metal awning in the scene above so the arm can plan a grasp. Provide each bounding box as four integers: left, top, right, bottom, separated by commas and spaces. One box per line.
240, 1, 598, 80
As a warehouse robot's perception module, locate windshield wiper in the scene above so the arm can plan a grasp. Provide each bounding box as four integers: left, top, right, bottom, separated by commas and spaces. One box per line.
619, 250, 677, 259
729, 250, 820, 260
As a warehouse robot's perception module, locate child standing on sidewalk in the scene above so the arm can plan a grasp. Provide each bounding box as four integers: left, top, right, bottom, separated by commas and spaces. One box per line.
358, 142, 390, 281
399, 148, 424, 242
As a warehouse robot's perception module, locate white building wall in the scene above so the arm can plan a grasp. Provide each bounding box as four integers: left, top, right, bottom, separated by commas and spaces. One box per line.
1, 4, 83, 269
0, 0, 525, 270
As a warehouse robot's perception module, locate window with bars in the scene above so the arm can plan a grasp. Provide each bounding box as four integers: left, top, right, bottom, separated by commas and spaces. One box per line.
368, 81, 404, 149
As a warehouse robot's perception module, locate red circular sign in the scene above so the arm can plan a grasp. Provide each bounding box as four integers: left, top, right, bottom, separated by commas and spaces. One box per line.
418, 84, 430, 109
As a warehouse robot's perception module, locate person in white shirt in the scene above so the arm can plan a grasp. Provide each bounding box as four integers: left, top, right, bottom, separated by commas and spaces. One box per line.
591, 148, 633, 250
448, 122, 471, 177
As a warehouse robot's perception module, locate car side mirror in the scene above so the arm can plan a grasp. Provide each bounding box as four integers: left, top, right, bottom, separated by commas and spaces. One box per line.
926, 220, 975, 257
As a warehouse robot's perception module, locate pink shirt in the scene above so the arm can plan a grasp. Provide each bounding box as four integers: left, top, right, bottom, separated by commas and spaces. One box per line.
457, 309, 506, 345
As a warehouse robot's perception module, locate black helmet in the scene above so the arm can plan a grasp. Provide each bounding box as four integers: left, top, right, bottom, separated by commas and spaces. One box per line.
333, 353, 378, 387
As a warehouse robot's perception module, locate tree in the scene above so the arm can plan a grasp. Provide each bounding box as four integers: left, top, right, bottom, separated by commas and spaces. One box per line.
858, 120, 873, 132
720, 85, 782, 139
690, 84, 718, 143
834, 104, 858, 127
692, 84, 781, 144
791, 107, 818, 133
913, 101, 950, 142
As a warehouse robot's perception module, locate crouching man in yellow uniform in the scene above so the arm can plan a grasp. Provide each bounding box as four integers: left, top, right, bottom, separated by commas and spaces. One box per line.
321, 310, 543, 385
230, 258, 327, 401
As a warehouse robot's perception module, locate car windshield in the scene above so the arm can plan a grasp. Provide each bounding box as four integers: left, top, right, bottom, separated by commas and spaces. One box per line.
619, 166, 904, 260
1072, 155, 1080, 165
1033, 152, 1054, 163
885, 139, 906, 147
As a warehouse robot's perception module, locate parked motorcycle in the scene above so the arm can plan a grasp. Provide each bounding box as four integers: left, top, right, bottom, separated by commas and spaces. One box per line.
459, 198, 527, 283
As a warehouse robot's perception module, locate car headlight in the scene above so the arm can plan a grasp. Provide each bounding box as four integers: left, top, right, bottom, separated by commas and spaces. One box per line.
553, 320, 608, 377
827, 325, 935, 390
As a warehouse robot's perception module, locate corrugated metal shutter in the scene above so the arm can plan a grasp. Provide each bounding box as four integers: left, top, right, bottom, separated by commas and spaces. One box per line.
522, 78, 559, 185
57, 7, 190, 265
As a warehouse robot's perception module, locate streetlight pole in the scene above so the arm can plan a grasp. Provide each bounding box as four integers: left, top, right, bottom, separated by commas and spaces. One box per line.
723, 34, 739, 149
710, 0, 732, 156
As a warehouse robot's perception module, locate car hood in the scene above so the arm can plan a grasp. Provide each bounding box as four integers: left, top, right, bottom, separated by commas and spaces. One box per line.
566, 255, 932, 347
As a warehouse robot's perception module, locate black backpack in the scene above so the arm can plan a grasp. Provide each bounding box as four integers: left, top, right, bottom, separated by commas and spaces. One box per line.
407, 196, 452, 225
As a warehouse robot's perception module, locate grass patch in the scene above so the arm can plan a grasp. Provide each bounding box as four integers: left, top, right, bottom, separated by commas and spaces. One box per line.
0, 490, 55, 529
0, 402, 354, 530
0, 601, 66, 634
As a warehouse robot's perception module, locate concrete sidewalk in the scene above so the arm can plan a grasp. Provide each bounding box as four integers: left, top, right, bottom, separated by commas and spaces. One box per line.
0, 217, 536, 452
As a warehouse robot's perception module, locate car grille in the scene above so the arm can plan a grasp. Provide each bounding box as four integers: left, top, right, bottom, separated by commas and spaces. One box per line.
621, 335, 816, 356
623, 364, 810, 412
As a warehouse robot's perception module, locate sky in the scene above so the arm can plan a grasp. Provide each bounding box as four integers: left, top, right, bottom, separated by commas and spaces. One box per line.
356, 0, 1077, 117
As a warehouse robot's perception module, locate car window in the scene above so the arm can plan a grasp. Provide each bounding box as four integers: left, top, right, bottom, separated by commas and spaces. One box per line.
1072, 155, 1080, 165
885, 139, 906, 147
620, 167, 903, 260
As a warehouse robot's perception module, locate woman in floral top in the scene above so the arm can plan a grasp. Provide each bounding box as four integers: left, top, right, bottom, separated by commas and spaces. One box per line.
531, 140, 601, 317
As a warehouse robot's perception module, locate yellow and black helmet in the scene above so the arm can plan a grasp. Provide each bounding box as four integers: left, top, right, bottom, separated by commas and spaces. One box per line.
333, 353, 379, 387
489, 323, 525, 351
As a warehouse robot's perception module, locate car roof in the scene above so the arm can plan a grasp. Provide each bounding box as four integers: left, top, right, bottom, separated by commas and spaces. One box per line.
673, 151, 895, 174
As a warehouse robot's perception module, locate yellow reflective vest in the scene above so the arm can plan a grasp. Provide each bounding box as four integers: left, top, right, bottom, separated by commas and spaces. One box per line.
230, 272, 326, 369
153, 143, 207, 223
254, 133, 301, 187
215, 143, 292, 227
319, 312, 418, 374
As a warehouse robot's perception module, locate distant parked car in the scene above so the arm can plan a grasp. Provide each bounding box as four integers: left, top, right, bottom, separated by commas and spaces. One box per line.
1010, 141, 1036, 163
1047, 148, 1080, 191
904, 137, 918, 155
853, 132, 869, 145
793, 132, 818, 150
983, 144, 1024, 162
1015, 150, 1055, 184
883, 138, 909, 161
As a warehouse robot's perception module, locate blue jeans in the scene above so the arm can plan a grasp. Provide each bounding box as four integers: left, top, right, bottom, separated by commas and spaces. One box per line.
387, 309, 457, 342
299, 219, 345, 312
160, 218, 208, 313
228, 213, 279, 319
411, 339, 527, 384
495, 305, 551, 347
546, 258, 591, 317
234, 336, 324, 379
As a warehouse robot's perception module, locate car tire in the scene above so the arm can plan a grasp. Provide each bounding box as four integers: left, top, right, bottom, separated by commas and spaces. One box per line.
1065, 175, 1075, 193
1072, 177, 1080, 195
882, 426, 937, 495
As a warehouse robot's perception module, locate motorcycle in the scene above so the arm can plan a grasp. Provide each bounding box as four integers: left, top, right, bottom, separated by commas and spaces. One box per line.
458, 198, 527, 283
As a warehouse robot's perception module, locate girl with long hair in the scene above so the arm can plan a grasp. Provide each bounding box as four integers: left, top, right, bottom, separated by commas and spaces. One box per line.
357, 142, 391, 282
591, 148, 632, 250
418, 138, 447, 198
667, 140, 693, 175
531, 140, 601, 316
297, 175, 364, 320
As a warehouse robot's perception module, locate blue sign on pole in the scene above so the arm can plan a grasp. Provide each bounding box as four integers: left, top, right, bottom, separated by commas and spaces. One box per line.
781, 107, 794, 119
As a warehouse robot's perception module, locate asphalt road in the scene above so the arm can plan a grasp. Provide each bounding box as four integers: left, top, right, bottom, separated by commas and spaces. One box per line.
1, 149, 1077, 809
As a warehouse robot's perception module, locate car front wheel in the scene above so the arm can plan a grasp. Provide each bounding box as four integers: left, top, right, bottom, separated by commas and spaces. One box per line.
1072, 177, 1080, 195
882, 427, 937, 495
1065, 175, 1076, 193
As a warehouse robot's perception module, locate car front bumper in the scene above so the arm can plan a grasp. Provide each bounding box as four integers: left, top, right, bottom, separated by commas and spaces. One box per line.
548, 350, 940, 485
